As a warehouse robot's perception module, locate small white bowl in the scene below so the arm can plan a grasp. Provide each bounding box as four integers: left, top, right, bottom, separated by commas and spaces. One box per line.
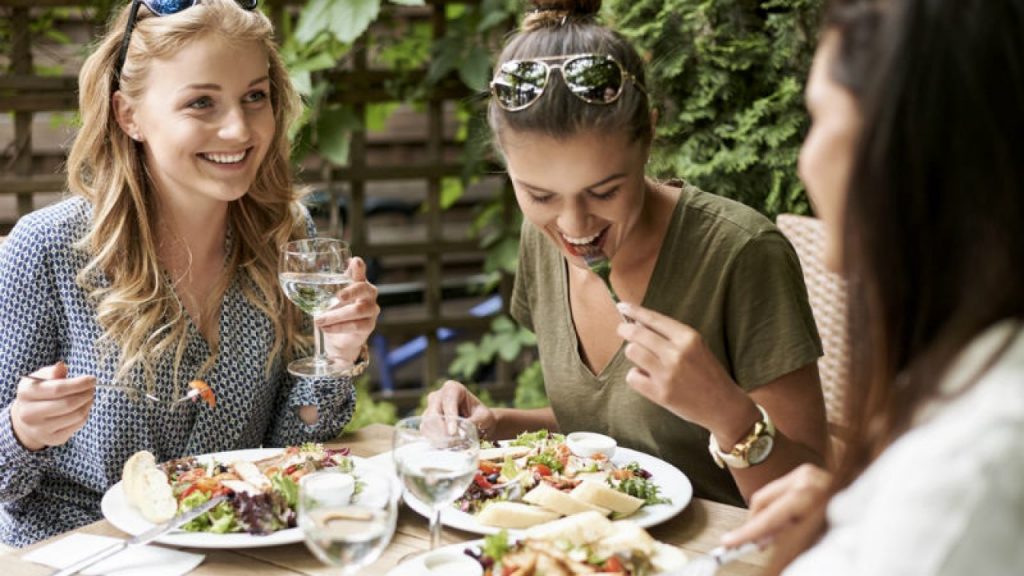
420, 550, 483, 576
566, 431, 617, 459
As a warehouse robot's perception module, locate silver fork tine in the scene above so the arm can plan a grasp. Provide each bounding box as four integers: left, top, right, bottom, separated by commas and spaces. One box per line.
23, 373, 189, 406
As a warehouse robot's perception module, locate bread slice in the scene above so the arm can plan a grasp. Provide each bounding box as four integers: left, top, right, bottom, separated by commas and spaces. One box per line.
477, 501, 560, 529
478, 445, 531, 462
523, 483, 610, 517
593, 520, 656, 557
137, 467, 177, 523
524, 510, 613, 545
122, 450, 157, 506
122, 450, 178, 523
570, 480, 645, 516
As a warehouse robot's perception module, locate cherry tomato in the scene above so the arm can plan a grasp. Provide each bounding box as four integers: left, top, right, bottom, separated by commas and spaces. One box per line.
532, 464, 552, 477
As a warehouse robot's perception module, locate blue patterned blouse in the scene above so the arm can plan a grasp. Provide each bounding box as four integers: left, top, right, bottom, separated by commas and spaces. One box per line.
0, 197, 356, 547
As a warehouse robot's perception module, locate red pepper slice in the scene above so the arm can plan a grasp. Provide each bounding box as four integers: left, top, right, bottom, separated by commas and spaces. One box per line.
532, 464, 552, 477
473, 473, 493, 490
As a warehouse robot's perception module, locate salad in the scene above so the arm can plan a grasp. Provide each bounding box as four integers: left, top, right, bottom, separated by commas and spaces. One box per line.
138, 443, 355, 535
456, 430, 670, 529
464, 511, 689, 576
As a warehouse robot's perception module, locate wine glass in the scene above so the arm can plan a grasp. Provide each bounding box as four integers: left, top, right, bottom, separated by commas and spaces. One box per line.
393, 415, 479, 551
279, 238, 352, 377
297, 467, 397, 575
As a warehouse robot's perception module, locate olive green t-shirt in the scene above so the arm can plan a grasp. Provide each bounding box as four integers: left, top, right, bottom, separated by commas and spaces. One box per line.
510, 185, 823, 507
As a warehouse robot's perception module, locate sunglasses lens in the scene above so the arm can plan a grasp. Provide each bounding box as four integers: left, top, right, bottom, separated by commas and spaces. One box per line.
563, 56, 623, 104
143, 0, 194, 16
492, 60, 548, 110
238, 0, 259, 9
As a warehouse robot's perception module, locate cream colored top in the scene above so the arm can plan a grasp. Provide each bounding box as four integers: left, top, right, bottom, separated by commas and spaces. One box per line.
786, 320, 1024, 575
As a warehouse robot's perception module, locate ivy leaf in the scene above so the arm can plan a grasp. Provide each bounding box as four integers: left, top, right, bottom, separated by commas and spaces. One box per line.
457, 49, 492, 92
317, 106, 360, 166
290, 70, 313, 97
297, 0, 381, 45
440, 178, 464, 209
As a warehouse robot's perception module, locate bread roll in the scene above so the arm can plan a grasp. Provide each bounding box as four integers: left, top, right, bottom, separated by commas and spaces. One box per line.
477, 501, 560, 529
570, 480, 644, 516
122, 450, 157, 506
523, 483, 610, 517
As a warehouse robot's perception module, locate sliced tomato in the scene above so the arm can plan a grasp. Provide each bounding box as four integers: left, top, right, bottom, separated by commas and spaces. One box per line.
188, 380, 216, 408
604, 556, 625, 572
478, 460, 501, 475
531, 463, 552, 477
179, 484, 201, 501
473, 473, 494, 490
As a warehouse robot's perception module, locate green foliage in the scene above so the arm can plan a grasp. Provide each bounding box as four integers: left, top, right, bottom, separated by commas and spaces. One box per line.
513, 360, 548, 409
346, 376, 398, 431
605, 0, 824, 218
449, 315, 536, 382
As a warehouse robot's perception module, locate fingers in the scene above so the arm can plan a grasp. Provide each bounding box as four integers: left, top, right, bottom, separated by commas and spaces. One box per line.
425, 380, 470, 419
616, 303, 681, 341
721, 465, 830, 548
18, 374, 96, 402
347, 256, 368, 282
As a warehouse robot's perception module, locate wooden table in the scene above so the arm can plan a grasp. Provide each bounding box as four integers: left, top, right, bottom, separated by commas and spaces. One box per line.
1, 424, 768, 575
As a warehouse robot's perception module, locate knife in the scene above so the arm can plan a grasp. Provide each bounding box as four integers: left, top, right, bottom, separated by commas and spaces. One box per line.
51, 495, 228, 576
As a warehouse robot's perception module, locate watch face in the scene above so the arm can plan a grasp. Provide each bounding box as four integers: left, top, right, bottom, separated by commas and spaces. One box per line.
748, 436, 775, 465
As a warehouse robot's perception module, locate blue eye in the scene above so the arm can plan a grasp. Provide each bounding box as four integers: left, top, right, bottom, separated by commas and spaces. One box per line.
244, 90, 268, 104
188, 96, 213, 110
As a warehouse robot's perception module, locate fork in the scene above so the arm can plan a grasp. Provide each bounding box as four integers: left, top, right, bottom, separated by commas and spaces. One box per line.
21, 374, 200, 406
578, 245, 633, 323
666, 541, 766, 576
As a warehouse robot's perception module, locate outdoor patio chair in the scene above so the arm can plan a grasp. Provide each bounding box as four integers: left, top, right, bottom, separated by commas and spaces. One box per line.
776, 214, 850, 445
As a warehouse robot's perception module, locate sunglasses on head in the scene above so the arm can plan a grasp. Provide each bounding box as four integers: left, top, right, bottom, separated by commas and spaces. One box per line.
489, 53, 647, 112
113, 0, 259, 90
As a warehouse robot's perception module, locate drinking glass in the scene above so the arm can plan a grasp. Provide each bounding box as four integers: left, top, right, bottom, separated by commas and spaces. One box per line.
279, 238, 352, 377
297, 468, 397, 575
393, 415, 479, 551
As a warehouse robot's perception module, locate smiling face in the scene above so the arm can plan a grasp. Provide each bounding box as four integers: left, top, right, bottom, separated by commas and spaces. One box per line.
500, 129, 649, 269
799, 31, 863, 272
116, 34, 274, 212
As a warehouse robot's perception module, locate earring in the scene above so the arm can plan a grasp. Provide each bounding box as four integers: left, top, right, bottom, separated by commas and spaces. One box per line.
130, 132, 141, 141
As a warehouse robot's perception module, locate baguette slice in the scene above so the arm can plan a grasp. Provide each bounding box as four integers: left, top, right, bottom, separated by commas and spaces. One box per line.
523, 482, 610, 517
477, 501, 560, 529
137, 467, 177, 523
122, 450, 177, 523
523, 510, 613, 546
570, 480, 645, 516
478, 445, 531, 462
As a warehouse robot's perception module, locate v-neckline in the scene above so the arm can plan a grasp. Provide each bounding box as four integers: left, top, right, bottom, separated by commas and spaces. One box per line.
561, 191, 685, 381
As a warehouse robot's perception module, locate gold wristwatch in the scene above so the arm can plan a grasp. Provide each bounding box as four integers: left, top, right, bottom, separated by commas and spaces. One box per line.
708, 404, 776, 469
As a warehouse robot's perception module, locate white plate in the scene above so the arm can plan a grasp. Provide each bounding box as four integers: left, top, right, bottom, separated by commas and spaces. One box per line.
390, 446, 693, 537
101, 447, 378, 549
385, 540, 485, 576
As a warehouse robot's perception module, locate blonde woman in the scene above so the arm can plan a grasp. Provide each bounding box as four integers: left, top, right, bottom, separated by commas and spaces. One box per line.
0, 0, 378, 546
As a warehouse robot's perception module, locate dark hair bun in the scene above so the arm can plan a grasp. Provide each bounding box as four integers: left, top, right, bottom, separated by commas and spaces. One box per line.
523, 0, 601, 30
529, 0, 602, 16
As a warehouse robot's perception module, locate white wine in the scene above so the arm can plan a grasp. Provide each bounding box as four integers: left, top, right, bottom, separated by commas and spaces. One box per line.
397, 450, 477, 506
279, 272, 351, 315
301, 507, 390, 570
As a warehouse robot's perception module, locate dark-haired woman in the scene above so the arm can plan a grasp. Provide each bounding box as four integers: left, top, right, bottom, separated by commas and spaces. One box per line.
426, 0, 830, 507
722, 1, 1024, 573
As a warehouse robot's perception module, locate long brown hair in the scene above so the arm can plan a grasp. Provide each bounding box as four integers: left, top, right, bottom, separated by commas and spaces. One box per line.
774, 0, 1024, 569
67, 0, 308, 395
487, 0, 652, 147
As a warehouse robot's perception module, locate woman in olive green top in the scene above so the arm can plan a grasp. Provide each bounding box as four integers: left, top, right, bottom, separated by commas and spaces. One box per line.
425, 0, 829, 507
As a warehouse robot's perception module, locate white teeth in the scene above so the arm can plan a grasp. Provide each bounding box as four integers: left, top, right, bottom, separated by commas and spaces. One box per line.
562, 230, 602, 245
202, 150, 246, 164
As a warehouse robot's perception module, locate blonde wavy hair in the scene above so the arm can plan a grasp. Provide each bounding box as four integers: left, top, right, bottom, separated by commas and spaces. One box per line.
67, 0, 309, 395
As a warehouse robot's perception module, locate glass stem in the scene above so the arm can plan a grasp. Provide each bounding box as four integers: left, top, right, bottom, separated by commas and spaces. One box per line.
429, 506, 442, 550
313, 317, 328, 366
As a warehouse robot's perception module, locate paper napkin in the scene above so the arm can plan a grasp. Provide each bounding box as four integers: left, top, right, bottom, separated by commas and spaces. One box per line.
23, 533, 205, 576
